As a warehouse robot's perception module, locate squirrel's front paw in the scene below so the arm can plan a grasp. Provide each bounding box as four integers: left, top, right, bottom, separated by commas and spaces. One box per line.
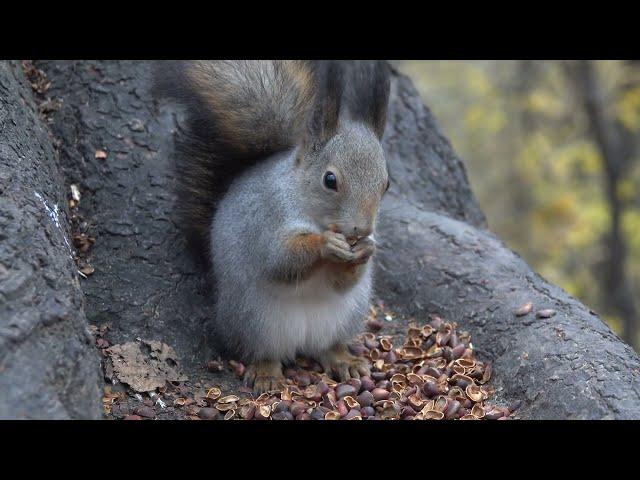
321, 231, 356, 263
244, 360, 285, 395
351, 237, 376, 265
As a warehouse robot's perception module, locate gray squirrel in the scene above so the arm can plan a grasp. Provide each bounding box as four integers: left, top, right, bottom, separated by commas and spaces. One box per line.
153, 60, 391, 393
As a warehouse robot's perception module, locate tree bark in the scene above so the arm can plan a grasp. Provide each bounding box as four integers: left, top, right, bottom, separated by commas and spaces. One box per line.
1, 60, 639, 419
0, 61, 101, 419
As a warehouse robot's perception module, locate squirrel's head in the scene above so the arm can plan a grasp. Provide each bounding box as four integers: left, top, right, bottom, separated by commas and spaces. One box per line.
295, 60, 390, 241
296, 122, 388, 241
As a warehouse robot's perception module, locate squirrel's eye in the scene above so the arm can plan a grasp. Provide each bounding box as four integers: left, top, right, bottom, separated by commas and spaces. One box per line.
323, 171, 337, 191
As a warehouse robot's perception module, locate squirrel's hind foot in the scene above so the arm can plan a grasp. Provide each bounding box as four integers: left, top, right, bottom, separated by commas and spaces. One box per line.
244, 360, 285, 396
318, 344, 371, 382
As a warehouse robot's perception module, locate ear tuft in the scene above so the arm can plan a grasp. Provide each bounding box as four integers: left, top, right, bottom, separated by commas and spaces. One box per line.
304, 61, 345, 147
343, 61, 391, 139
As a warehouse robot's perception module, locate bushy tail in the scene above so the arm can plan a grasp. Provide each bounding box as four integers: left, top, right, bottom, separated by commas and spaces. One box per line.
153, 60, 390, 264
153, 61, 317, 260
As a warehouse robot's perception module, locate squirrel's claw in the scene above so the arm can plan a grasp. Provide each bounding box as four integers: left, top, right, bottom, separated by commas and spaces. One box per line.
321, 231, 356, 263
351, 237, 376, 265
244, 361, 285, 395
318, 345, 371, 382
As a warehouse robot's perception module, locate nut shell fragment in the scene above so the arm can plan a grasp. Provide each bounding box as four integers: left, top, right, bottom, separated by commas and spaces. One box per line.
423, 410, 445, 420
325, 411, 341, 420
399, 347, 423, 360
218, 395, 239, 404
471, 404, 485, 418
460, 414, 479, 420
380, 338, 393, 351
536, 309, 557, 319
515, 302, 533, 316
466, 384, 484, 403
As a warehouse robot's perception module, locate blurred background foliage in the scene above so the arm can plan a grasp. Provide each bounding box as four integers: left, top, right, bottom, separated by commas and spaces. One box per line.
396, 60, 640, 350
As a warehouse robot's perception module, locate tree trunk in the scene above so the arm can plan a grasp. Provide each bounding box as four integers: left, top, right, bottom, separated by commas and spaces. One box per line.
1, 60, 640, 419
565, 60, 638, 349
0, 61, 101, 419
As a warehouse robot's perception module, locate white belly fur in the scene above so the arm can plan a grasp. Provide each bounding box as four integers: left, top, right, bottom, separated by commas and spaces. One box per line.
255, 266, 369, 360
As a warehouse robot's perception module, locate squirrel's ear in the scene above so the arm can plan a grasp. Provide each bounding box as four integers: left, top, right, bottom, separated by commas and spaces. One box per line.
369, 61, 391, 139
344, 60, 391, 139
301, 61, 344, 153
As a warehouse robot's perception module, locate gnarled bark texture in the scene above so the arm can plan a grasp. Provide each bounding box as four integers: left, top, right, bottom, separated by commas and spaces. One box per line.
1, 60, 639, 419
0, 61, 100, 419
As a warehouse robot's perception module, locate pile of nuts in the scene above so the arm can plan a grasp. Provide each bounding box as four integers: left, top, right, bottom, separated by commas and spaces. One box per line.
199, 314, 513, 420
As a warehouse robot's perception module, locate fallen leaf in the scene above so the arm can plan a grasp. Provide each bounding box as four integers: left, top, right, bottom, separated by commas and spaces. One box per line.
105, 340, 188, 393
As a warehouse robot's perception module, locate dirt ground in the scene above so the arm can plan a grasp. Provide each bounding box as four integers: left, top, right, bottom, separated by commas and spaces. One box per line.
97, 301, 517, 420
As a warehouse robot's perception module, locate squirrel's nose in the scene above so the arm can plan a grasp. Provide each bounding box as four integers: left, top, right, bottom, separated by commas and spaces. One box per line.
352, 225, 372, 238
